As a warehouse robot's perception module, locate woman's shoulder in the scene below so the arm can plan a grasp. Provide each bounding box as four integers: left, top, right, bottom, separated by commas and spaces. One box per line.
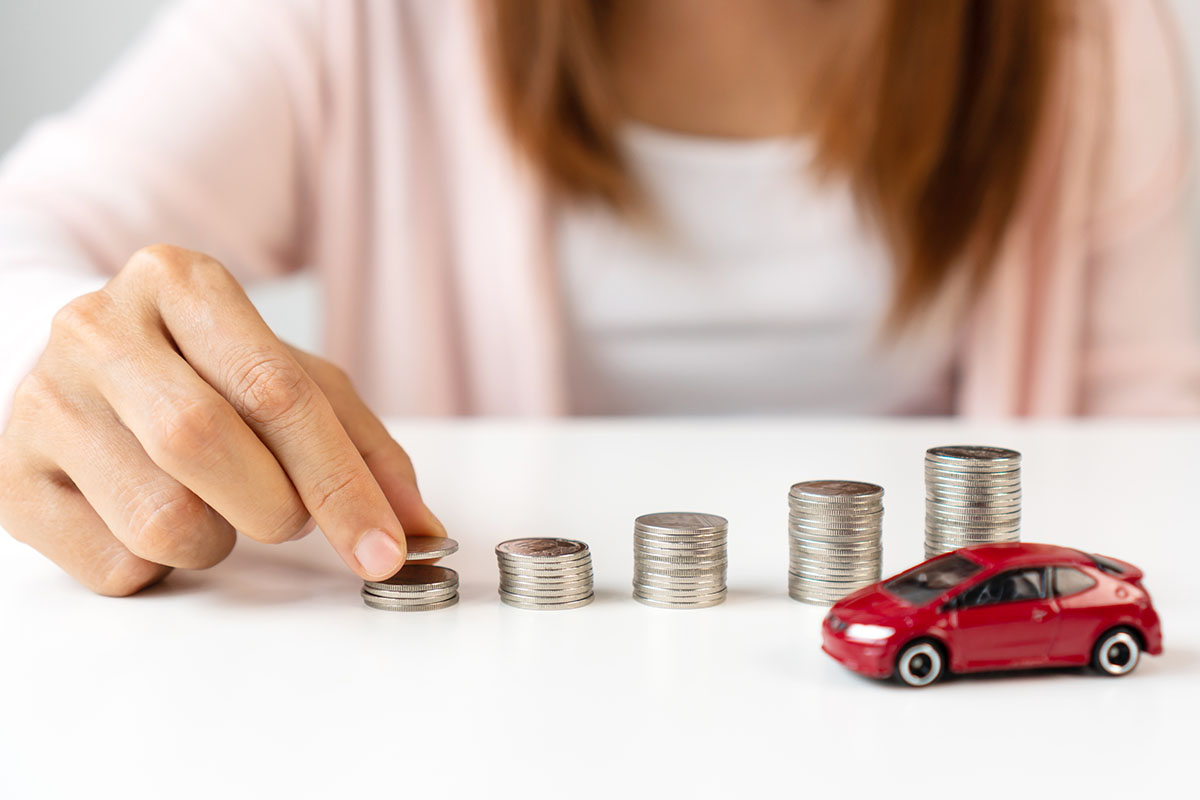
1058, 0, 1192, 236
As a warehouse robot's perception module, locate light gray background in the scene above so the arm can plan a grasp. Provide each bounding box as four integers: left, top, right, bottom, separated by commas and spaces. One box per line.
2, 0, 1198, 355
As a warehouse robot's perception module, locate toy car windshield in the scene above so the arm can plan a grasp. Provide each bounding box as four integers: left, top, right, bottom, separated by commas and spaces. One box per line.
883, 553, 983, 606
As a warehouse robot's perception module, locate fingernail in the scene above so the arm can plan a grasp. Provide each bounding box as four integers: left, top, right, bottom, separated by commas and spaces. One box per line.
354, 528, 405, 577
289, 518, 317, 542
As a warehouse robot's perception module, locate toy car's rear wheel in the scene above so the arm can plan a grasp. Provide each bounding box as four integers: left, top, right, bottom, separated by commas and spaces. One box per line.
895, 640, 944, 687
1092, 628, 1141, 677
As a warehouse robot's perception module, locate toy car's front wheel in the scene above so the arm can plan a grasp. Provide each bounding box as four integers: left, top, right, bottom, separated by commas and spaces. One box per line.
1092, 628, 1141, 677
894, 640, 945, 687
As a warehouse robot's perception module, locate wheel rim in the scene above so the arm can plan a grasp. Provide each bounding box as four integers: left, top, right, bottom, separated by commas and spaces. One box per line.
1098, 631, 1140, 675
899, 643, 942, 686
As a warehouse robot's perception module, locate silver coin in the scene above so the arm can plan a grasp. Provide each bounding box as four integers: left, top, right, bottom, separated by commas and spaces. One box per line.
634, 591, 726, 609
634, 512, 728, 535
634, 544, 727, 560
633, 537, 727, 551
495, 538, 589, 560
634, 571, 726, 585
362, 591, 460, 612
403, 536, 460, 561
364, 564, 458, 592
635, 580, 727, 593
788, 480, 884, 500
635, 571, 728, 584
633, 556, 724, 568
498, 585, 593, 599
789, 557, 878, 568
634, 537, 727, 550
787, 585, 870, 601
788, 532, 882, 546
362, 583, 459, 599
499, 593, 594, 610
634, 553, 726, 565
634, 585, 728, 599
787, 508, 883, 522
498, 557, 594, 571
499, 575, 592, 587
926, 444, 1021, 461
789, 557, 881, 571
788, 514, 883, 529
926, 519, 1021, 529
789, 536, 882, 549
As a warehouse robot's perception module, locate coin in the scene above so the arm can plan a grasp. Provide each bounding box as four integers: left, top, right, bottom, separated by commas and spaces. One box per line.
362, 591, 460, 612
499, 593, 595, 611
496, 538, 589, 561
633, 511, 728, 608
361, 561, 460, 611
364, 564, 458, 592
787, 479, 884, 606
495, 538, 595, 610
925, 444, 1022, 556
403, 536, 460, 561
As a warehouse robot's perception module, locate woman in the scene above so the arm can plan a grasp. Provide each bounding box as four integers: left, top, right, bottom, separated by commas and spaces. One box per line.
0, 0, 1195, 595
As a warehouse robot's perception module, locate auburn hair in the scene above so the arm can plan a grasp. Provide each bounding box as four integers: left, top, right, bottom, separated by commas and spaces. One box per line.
479, 1, 1063, 324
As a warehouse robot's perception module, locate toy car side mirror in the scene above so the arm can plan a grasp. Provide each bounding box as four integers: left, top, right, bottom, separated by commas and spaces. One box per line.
940, 596, 959, 613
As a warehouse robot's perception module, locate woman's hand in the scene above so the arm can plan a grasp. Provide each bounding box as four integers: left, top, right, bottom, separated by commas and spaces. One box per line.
0, 244, 443, 595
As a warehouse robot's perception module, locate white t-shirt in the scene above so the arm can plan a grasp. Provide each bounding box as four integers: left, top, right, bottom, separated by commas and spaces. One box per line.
556, 124, 957, 415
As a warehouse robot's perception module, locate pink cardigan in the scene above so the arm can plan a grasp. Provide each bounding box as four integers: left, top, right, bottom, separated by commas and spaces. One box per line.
0, 0, 1197, 418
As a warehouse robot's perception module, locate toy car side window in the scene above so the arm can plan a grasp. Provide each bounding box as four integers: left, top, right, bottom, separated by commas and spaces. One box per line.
960, 568, 1044, 608
1052, 567, 1097, 597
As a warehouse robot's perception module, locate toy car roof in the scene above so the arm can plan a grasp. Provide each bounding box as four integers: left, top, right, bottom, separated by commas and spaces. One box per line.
957, 542, 1094, 569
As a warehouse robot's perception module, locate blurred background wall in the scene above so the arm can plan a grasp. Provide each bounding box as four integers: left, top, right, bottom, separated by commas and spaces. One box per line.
2, 0, 1198, 354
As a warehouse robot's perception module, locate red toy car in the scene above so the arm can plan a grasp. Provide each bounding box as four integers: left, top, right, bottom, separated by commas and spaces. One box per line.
822, 542, 1162, 687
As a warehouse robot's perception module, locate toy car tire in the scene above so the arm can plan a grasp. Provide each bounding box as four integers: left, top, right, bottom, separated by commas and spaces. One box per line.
1091, 628, 1141, 677
894, 640, 945, 687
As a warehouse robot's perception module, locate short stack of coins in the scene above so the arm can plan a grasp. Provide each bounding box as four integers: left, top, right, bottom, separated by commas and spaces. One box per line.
633, 512, 728, 609
787, 481, 884, 606
925, 445, 1022, 558
495, 538, 595, 610
361, 536, 460, 611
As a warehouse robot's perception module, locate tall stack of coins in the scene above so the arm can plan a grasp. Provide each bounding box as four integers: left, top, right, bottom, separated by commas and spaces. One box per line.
633, 512, 728, 609
362, 536, 460, 612
496, 538, 595, 610
925, 445, 1021, 558
787, 481, 884, 606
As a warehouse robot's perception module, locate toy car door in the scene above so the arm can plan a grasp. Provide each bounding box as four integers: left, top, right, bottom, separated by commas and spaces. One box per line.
947, 567, 1060, 669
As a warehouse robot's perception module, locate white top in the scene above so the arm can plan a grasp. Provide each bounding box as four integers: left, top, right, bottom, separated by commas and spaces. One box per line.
557, 125, 957, 415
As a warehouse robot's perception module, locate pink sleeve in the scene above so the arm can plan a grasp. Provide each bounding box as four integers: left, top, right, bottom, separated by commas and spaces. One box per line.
1080, 0, 1200, 415
0, 0, 324, 424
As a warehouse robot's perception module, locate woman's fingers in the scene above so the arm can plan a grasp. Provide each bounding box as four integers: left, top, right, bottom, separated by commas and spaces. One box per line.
0, 445, 171, 596
111, 247, 408, 579
34, 390, 237, 570
49, 289, 311, 547
288, 346, 447, 540
0, 243, 439, 595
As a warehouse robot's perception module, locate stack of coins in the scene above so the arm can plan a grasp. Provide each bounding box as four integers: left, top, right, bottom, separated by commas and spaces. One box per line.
633, 512, 728, 609
925, 445, 1022, 558
787, 481, 884, 606
361, 536, 460, 612
495, 538, 595, 610
362, 564, 459, 611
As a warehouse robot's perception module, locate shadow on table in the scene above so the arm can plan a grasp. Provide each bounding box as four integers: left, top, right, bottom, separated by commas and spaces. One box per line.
139, 541, 355, 606
843, 649, 1189, 690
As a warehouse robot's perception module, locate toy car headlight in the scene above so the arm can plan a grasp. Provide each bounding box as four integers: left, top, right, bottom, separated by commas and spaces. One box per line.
844, 623, 896, 643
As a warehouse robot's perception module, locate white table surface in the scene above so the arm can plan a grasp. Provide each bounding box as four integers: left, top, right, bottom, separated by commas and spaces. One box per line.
1, 418, 1197, 799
